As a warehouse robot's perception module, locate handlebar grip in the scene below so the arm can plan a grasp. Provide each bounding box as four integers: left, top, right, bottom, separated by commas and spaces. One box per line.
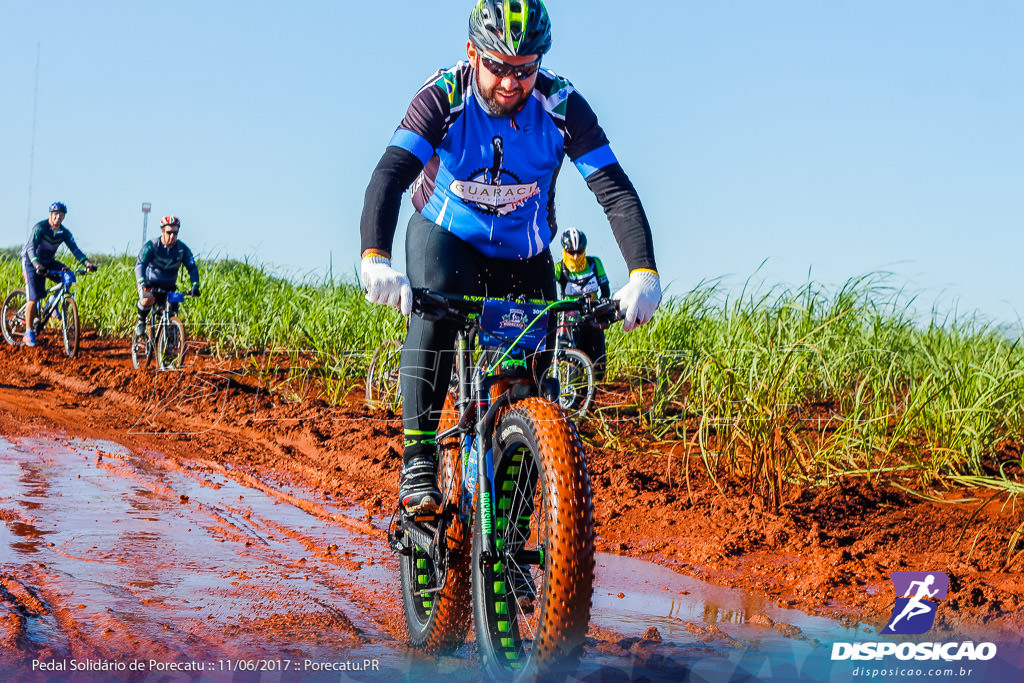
592, 299, 623, 328
411, 287, 450, 321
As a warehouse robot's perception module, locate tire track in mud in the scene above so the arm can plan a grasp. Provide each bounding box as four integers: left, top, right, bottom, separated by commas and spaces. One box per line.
0, 435, 408, 669
6, 340, 1022, 680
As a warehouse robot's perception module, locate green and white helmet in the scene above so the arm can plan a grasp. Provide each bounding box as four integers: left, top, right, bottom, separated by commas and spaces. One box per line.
469, 0, 552, 57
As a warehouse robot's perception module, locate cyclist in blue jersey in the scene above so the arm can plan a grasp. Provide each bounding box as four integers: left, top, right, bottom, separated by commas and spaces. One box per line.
20, 202, 97, 347
134, 215, 200, 337
360, 0, 662, 512
554, 228, 611, 380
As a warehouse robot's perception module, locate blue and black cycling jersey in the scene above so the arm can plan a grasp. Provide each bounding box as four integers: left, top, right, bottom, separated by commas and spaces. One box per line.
361, 61, 657, 272
135, 238, 200, 289
21, 220, 89, 269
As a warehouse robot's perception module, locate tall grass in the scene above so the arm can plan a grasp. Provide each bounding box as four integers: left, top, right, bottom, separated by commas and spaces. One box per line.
601, 273, 1024, 505
3, 248, 1022, 499
0, 250, 404, 398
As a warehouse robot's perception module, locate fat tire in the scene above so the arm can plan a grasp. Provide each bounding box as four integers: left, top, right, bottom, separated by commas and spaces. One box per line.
60, 296, 80, 357
397, 392, 472, 652
1, 289, 28, 345
472, 397, 595, 679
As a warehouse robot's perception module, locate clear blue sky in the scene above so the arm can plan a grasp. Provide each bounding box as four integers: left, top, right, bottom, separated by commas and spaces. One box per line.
2, 1, 1021, 323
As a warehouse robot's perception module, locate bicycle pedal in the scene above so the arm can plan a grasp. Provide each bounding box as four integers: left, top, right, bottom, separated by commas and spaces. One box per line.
387, 529, 410, 554
411, 512, 439, 523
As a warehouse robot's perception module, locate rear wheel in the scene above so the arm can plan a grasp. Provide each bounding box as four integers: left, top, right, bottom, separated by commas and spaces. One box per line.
397, 392, 472, 651
543, 348, 595, 419
472, 398, 595, 679
131, 325, 152, 369
366, 337, 402, 410
60, 296, 80, 357
157, 317, 186, 369
1, 289, 28, 345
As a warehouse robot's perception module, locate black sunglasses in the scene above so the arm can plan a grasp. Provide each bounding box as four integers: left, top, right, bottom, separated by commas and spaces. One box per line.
479, 55, 542, 80
163, 229, 179, 235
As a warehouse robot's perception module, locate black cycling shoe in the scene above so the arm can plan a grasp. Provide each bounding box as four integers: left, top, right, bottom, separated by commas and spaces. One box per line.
134, 321, 147, 338
399, 454, 440, 513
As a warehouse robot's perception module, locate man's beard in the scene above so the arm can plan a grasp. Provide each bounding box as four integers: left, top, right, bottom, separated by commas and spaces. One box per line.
473, 71, 531, 117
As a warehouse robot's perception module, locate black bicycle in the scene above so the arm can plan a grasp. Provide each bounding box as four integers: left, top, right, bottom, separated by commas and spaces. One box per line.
2, 268, 87, 357
131, 287, 195, 370
388, 288, 619, 680
543, 310, 606, 419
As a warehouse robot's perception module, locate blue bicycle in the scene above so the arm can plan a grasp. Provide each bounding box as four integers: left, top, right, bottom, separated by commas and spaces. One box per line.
2, 268, 87, 357
388, 288, 619, 679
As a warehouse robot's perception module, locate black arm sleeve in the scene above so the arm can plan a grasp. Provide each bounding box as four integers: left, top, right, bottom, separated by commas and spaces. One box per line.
585, 163, 658, 273
359, 146, 425, 255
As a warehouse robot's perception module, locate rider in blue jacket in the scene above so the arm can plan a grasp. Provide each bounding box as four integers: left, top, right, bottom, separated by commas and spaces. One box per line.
359, 1, 662, 512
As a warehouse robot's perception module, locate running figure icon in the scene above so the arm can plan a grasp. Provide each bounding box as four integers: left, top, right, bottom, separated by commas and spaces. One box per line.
887, 574, 938, 630
880, 571, 949, 635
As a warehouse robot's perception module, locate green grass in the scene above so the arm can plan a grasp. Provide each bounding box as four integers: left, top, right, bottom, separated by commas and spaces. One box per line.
601, 273, 1024, 506
3, 249, 1022, 501
0, 250, 404, 399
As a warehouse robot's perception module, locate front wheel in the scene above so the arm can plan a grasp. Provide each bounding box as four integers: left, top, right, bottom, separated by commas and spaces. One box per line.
60, 296, 80, 357
543, 348, 595, 419
1, 289, 28, 345
472, 398, 595, 680
157, 317, 186, 369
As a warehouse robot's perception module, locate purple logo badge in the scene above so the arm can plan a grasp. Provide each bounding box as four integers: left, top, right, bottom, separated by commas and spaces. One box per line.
879, 571, 949, 635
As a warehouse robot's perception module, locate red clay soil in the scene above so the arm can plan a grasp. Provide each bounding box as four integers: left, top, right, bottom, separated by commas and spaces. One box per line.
2, 333, 1023, 650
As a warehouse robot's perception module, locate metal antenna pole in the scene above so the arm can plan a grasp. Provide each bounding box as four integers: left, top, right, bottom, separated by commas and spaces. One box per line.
141, 202, 152, 247
26, 43, 40, 235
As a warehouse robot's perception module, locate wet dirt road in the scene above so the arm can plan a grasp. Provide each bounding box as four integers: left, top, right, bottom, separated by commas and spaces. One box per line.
2, 338, 1023, 681
1, 432, 867, 682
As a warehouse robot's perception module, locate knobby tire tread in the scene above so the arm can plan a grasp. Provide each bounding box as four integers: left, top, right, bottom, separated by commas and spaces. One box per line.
476, 397, 594, 678
401, 392, 472, 652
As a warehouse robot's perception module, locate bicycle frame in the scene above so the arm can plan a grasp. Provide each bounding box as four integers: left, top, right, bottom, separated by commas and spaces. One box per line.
150, 290, 184, 335
36, 269, 81, 331
392, 291, 614, 583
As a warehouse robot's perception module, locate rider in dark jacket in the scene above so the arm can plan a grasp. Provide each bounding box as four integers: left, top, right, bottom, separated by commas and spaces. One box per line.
134, 215, 200, 336
20, 201, 96, 346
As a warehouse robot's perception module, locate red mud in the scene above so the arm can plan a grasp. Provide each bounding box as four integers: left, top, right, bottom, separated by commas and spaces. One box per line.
1, 333, 1023, 669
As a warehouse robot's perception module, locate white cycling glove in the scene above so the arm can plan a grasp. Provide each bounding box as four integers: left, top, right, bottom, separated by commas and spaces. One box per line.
360, 255, 412, 316
613, 270, 662, 332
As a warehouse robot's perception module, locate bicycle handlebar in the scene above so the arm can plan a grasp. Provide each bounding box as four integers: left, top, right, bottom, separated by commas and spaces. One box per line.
145, 285, 198, 297
410, 287, 622, 328
45, 268, 88, 277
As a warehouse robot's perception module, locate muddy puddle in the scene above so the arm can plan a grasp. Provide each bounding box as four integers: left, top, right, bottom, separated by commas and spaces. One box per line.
594, 552, 865, 645
0, 433, 870, 680
0, 435, 407, 671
